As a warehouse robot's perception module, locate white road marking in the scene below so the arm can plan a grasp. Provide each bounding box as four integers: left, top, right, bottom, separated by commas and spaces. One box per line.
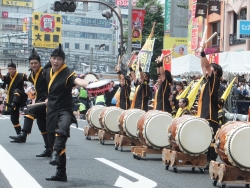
0, 115, 10, 119
70, 125, 84, 131
96, 158, 157, 188
0, 145, 42, 188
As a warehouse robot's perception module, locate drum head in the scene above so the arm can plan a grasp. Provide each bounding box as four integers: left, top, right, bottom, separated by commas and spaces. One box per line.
90, 107, 105, 129
229, 126, 250, 168
86, 80, 110, 89
178, 118, 212, 154
125, 110, 145, 138
84, 74, 98, 82
145, 114, 173, 148
104, 108, 122, 133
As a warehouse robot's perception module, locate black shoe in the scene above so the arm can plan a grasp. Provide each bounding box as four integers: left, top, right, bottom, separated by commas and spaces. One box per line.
9, 132, 27, 143
49, 151, 60, 166
36, 148, 51, 157
45, 169, 67, 181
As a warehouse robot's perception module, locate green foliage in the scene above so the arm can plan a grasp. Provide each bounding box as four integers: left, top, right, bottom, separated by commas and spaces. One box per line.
136, 0, 164, 81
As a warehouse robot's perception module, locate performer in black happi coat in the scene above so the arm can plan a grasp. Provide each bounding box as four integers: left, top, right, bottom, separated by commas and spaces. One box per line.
44, 44, 89, 181
198, 42, 222, 170
9, 49, 51, 157
0, 60, 28, 136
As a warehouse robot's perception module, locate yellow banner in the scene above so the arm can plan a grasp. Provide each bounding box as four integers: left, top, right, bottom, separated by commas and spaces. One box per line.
141, 38, 155, 51
32, 12, 62, 49
3, 0, 33, 8
163, 37, 188, 58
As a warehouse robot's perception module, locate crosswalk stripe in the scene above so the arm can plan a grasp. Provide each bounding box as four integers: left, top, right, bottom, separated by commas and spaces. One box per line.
0, 115, 10, 119
0, 145, 42, 188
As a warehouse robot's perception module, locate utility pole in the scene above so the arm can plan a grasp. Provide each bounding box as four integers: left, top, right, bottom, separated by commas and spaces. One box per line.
28, 17, 32, 54
90, 47, 93, 72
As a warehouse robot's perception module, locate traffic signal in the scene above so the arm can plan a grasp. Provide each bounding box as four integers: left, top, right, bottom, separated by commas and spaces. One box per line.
102, 11, 113, 20
53, 1, 76, 12
53, 1, 61, 11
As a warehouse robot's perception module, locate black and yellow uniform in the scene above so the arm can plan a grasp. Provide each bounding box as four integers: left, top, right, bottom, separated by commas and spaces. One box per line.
197, 72, 220, 162
119, 82, 131, 110
9, 65, 50, 156
179, 107, 191, 116
155, 79, 171, 113
175, 90, 183, 99
2, 69, 28, 135
171, 106, 178, 118
133, 80, 151, 112
45, 63, 78, 180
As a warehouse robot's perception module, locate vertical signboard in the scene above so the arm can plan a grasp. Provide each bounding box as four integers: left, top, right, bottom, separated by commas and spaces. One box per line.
32, 12, 62, 49
164, 0, 171, 36
132, 9, 146, 48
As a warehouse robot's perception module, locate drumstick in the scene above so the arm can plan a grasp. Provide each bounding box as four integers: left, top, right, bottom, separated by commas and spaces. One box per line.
199, 26, 208, 52
27, 102, 46, 107
205, 32, 217, 44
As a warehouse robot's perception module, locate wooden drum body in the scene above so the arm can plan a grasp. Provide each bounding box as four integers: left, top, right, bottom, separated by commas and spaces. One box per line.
86, 105, 106, 130
137, 110, 173, 149
99, 107, 123, 134
118, 109, 145, 139
214, 121, 250, 171
168, 115, 212, 156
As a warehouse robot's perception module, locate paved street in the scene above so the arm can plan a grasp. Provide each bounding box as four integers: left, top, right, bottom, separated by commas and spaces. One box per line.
0, 114, 244, 188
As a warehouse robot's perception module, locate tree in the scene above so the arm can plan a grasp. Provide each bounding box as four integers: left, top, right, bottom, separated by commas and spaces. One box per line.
136, 0, 165, 81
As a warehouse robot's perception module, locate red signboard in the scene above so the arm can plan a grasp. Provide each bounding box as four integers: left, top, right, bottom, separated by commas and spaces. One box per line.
191, 27, 198, 50
116, 0, 128, 6
40, 14, 55, 32
132, 9, 146, 48
161, 49, 172, 72
2, 11, 8, 18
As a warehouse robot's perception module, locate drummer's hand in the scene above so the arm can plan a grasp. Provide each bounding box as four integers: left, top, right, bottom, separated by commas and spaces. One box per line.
200, 42, 206, 52
127, 60, 133, 68
79, 74, 85, 79
45, 98, 48, 106
115, 65, 120, 72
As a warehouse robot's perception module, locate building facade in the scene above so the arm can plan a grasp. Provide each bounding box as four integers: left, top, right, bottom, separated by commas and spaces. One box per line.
200, 0, 250, 53
0, 0, 33, 69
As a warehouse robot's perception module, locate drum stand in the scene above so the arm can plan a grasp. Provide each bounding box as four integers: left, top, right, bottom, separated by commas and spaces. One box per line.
209, 161, 250, 188
84, 126, 101, 140
99, 130, 115, 145
114, 134, 142, 151
162, 148, 207, 173
131, 146, 162, 160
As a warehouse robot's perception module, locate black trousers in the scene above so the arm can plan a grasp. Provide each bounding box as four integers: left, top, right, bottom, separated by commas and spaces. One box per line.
47, 111, 71, 170
23, 104, 47, 134
207, 120, 218, 162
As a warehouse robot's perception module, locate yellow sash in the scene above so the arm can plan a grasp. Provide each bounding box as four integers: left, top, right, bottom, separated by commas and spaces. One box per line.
5, 72, 18, 110
48, 64, 67, 94
31, 67, 42, 89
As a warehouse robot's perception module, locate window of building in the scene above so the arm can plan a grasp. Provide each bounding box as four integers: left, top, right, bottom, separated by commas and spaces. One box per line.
105, 45, 109, 51
85, 44, 90, 50
95, 45, 99, 50
65, 42, 69, 48
233, 8, 247, 33
75, 55, 79, 61
75, 43, 80, 49
211, 22, 220, 46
